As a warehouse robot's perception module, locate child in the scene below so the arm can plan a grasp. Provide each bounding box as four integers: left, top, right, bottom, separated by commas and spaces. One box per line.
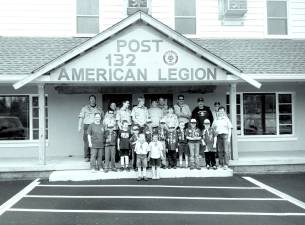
177, 121, 189, 168
166, 126, 178, 169
104, 124, 117, 172
186, 118, 202, 170
87, 113, 105, 172
143, 118, 154, 143
202, 119, 217, 170
117, 120, 131, 171
130, 125, 140, 171
103, 110, 117, 130
134, 133, 149, 181
156, 119, 168, 168
148, 133, 164, 179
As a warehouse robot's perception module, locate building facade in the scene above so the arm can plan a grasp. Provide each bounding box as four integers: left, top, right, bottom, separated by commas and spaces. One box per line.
0, 0, 305, 168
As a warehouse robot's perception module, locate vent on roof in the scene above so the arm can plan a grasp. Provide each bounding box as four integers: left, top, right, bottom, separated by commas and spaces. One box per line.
127, 0, 149, 15
223, 0, 247, 17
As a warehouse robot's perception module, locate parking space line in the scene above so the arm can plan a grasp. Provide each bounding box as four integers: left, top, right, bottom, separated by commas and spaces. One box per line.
0, 178, 40, 216
243, 177, 305, 210
7, 208, 305, 216
25, 195, 284, 201
38, 184, 262, 189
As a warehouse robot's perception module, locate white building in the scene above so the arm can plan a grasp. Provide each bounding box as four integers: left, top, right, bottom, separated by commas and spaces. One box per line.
0, 0, 305, 172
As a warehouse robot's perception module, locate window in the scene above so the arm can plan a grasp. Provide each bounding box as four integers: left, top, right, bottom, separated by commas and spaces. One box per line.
76, 0, 99, 34
129, 0, 147, 7
267, 0, 288, 35
0, 95, 48, 141
226, 94, 241, 134
226, 93, 293, 136
175, 0, 196, 34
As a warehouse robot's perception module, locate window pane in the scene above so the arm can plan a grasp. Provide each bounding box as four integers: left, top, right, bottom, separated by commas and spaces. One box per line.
33, 108, 39, 118
33, 119, 39, 129
279, 104, 292, 114
77, 16, 99, 34
77, 0, 99, 15
268, 19, 287, 35
0, 96, 29, 140
280, 125, 292, 134
279, 94, 292, 103
33, 129, 39, 140
267, 1, 287, 17
32, 96, 38, 107
175, 0, 196, 16
243, 94, 276, 135
175, 18, 196, 34
129, 0, 147, 7
279, 115, 292, 124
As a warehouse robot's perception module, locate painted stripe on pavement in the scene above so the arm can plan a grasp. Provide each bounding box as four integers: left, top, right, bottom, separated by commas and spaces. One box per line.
243, 177, 305, 210
38, 184, 261, 189
0, 179, 40, 216
25, 195, 284, 201
8, 208, 305, 216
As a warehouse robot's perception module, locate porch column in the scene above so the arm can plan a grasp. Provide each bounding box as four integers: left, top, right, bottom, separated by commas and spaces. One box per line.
38, 84, 46, 165
229, 83, 238, 160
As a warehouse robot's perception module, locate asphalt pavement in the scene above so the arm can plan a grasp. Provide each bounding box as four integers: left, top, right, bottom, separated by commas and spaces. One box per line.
0, 175, 304, 225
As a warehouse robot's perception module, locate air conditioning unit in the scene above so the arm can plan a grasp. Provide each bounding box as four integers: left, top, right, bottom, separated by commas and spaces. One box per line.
127, 0, 149, 15
223, 0, 247, 17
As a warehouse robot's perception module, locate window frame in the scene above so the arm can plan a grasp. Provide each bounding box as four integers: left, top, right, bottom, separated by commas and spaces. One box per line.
266, 0, 289, 37
0, 94, 48, 143
75, 0, 100, 36
174, 0, 197, 35
227, 91, 295, 138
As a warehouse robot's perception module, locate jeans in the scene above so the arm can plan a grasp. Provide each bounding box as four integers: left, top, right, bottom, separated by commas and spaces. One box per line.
90, 148, 104, 170
188, 142, 200, 167
168, 150, 177, 167
83, 124, 90, 159
217, 134, 230, 166
105, 145, 116, 169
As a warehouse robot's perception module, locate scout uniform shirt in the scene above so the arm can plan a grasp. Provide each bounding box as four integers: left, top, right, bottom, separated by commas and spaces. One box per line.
79, 105, 104, 125
156, 127, 168, 142
118, 129, 131, 149
104, 130, 117, 146
87, 123, 105, 148
143, 126, 154, 143
131, 105, 148, 127
186, 127, 202, 143
177, 128, 187, 144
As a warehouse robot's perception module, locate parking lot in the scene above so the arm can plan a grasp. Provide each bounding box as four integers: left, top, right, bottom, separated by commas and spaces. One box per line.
0, 175, 305, 225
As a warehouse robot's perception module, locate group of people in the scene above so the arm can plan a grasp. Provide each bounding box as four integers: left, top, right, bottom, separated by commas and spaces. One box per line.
78, 94, 232, 181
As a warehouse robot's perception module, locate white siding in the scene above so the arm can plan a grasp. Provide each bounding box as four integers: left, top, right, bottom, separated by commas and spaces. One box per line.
151, 0, 175, 29
100, 0, 125, 32
0, 0, 75, 37
290, 0, 305, 38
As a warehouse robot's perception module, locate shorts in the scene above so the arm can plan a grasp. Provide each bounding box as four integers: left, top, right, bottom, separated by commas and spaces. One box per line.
150, 158, 161, 167
136, 154, 148, 168
178, 143, 189, 156
120, 149, 129, 157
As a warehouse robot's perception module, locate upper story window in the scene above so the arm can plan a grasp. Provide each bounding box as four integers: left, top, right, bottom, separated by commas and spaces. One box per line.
76, 0, 99, 34
175, 0, 196, 35
127, 0, 149, 15
267, 0, 288, 35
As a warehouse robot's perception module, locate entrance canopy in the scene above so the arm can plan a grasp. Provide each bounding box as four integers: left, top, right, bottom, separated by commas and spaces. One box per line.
13, 12, 261, 89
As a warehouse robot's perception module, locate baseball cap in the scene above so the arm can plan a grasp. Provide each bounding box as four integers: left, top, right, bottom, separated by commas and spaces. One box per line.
190, 118, 197, 123
197, 97, 204, 102
132, 125, 139, 130
177, 95, 184, 100
160, 119, 166, 124
107, 124, 114, 128
203, 119, 210, 124
147, 118, 152, 123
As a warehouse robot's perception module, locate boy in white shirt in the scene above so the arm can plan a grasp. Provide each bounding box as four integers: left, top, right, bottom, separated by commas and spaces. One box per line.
134, 133, 149, 181
148, 133, 164, 179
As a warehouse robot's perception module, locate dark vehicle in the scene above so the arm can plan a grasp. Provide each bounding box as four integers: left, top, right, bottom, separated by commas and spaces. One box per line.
0, 116, 27, 140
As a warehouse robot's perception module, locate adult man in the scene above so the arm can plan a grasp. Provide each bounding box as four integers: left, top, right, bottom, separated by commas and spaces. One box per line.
148, 100, 163, 128
78, 95, 104, 162
192, 97, 213, 130
158, 97, 168, 117
116, 100, 132, 130
212, 106, 232, 169
174, 95, 191, 127
131, 97, 149, 132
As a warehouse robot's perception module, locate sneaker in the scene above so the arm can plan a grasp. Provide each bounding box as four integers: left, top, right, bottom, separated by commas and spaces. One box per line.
190, 166, 194, 170
134, 167, 138, 172
90, 169, 96, 173
99, 168, 103, 172
111, 168, 117, 172
185, 164, 188, 168
173, 166, 177, 169
223, 165, 228, 170
161, 164, 166, 169
213, 166, 217, 170
120, 167, 124, 171
206, 165, 210, 170
104, 169, 109, 173
137, 177, 142, 181
85, 158, 90, 162
144, 177, 148, 181
126, 167, 130, 172
196, 167, 201, 170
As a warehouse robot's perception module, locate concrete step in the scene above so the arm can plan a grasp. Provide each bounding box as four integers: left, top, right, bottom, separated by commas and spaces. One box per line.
49, 168, 233, 182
